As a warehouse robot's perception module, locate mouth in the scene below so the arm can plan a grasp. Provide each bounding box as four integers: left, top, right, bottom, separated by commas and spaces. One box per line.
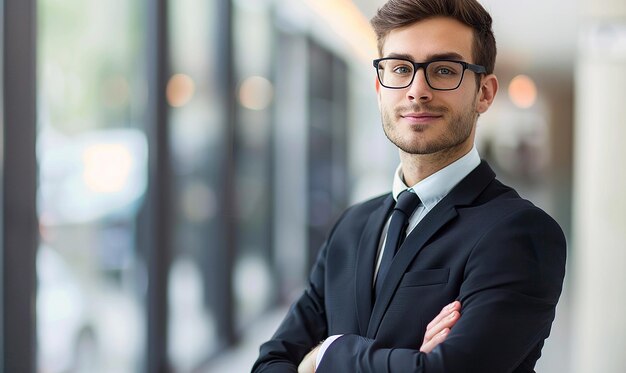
400, 112, 443, 124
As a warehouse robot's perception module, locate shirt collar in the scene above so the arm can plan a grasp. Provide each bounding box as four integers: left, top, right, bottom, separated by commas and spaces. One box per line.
392, 146, 481, 211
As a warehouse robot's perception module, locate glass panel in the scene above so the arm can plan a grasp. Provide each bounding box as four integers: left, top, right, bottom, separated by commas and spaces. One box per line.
233, 0, 275, 330
307, 40, 349, 267
36, 1, 147, 372
167, 0, 221, 369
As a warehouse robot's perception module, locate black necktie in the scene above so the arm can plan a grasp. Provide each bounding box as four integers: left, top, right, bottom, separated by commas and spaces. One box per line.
374, 190, 420, 299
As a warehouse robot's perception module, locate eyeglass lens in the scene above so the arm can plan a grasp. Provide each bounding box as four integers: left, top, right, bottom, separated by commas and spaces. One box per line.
377, 59, 465, 90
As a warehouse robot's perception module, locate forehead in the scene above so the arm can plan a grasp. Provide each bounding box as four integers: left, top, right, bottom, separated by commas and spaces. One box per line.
382, 17, 475, 62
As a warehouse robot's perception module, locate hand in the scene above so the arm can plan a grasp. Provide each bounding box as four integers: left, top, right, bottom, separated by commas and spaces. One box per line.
420, 301, 461, 353
298, 345, 320, 373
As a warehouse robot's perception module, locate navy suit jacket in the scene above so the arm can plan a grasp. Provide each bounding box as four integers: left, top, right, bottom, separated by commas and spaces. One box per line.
252, 161, 566, 372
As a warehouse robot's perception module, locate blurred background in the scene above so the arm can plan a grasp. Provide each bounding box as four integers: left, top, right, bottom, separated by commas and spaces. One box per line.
1, 0, 625, 372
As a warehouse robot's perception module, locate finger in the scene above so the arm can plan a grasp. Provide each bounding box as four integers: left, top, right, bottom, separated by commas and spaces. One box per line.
297, 346, 319, 373
424, 310, 459, 342
426, 301, 461, 330
420, 328, 450, 353
425, 306, 451, 331
426, 301, 460, 330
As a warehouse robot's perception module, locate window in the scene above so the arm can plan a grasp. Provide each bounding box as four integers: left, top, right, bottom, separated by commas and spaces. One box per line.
37, 1, 147, 371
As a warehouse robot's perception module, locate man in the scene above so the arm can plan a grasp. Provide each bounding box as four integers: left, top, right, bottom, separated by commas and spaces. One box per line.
253, 0, 566, 371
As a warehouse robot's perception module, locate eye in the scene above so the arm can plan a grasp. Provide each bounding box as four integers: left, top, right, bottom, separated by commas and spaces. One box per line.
392, 65, 412, 75
430, 62, 461, 76
387, 60, 413, 75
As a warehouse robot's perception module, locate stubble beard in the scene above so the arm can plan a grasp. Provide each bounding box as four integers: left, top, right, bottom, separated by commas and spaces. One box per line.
381, 100, 477, 156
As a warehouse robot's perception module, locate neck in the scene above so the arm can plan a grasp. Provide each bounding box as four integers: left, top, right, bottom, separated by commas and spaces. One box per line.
399, 142, 473, 186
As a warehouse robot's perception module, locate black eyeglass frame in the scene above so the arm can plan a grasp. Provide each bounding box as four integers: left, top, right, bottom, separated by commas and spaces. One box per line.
373, 57, 487, 91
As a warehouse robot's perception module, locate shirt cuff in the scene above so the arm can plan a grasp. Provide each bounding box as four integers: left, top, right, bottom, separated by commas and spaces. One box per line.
315, 334, 344, 369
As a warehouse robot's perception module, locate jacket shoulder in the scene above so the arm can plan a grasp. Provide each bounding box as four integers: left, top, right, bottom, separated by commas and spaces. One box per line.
326, 193, 390, 234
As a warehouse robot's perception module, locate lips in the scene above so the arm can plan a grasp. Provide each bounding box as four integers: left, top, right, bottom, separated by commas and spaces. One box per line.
400, 112, 442, 124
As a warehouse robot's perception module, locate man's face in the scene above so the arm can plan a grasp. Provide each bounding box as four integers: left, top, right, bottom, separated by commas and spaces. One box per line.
376, 17, 493, 156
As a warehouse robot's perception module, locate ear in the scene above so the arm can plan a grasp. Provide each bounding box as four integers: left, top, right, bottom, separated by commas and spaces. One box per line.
476, 74, 498, 114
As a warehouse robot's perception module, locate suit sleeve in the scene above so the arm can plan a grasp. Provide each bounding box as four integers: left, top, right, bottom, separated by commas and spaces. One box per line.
251, 211, 350, 372
317, 207, 566, 373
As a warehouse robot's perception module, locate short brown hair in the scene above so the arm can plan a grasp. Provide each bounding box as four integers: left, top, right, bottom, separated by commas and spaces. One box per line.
371, 0, 497, 75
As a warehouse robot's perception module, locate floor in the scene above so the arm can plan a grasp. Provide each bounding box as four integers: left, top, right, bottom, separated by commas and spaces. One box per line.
199, 308, 287, 373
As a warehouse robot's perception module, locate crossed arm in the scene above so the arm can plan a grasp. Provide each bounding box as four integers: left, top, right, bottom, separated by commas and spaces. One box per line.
253, 208, 566, 373
297, 301, 462, 373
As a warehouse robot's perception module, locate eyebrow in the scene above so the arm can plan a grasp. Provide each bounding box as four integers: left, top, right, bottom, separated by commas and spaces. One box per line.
384, 52, 467, 62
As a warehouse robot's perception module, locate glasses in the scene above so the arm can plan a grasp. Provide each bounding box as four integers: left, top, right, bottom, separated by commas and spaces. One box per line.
373, 58, 486, 91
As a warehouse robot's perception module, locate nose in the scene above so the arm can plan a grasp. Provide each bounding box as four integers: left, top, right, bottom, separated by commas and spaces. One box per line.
406, 68, 433, 102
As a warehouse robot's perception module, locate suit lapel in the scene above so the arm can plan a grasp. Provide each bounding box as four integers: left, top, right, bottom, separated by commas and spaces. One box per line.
366, 204, 457, 337
366, 161, 496, 338
354, 194, 394, 336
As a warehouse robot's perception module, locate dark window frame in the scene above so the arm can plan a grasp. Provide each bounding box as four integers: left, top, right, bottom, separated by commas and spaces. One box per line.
2, 0, 38, 371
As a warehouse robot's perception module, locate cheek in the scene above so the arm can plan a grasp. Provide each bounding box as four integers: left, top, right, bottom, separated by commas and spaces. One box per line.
458, 87, 481, 112
379, 91, 403, 109
378, 94, 392, 113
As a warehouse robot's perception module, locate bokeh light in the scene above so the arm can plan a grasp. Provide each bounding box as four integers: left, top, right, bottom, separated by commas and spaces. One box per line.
83, 143, 133, 193
238, 76, 274, 111
167, 73, 195, 107
508, 74, 538, 109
